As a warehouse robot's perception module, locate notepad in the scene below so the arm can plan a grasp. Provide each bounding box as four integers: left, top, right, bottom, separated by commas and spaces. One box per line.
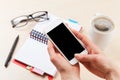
14, 13, 82, 76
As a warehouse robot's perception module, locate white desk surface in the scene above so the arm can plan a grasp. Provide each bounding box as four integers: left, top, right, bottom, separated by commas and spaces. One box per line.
0, 0, 120, 80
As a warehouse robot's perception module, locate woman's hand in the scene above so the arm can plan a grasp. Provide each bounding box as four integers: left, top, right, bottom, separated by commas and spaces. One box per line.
72, 29, 120, 80
48, 41, 80, 80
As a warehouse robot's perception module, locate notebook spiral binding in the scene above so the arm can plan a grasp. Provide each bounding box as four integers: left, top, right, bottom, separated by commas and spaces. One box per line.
30, 29, 48, 45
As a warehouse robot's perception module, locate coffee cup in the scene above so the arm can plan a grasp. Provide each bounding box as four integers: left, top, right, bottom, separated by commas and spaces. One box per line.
89, 13, 115, 50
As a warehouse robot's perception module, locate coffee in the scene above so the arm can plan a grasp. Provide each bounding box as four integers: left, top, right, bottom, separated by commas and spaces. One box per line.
94, 18, 114, 32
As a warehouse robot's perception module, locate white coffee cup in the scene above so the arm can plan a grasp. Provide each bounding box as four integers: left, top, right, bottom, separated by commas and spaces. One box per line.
89, 13, 115, 50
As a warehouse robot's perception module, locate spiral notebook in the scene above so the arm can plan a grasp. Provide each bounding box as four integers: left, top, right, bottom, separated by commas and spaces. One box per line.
14, 14, 82, 76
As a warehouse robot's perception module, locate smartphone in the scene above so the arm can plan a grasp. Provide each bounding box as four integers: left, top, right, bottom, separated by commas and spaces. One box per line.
45, 19, 87, 65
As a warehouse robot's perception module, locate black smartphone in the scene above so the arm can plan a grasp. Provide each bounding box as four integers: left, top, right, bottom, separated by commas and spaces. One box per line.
45, 20, 87, 65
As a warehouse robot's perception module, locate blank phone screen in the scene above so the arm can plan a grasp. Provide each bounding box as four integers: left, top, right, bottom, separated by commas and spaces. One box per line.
47, 23, 85, 60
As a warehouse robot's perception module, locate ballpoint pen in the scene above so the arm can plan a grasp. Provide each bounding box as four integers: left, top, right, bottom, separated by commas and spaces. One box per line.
4, 35, 19, 68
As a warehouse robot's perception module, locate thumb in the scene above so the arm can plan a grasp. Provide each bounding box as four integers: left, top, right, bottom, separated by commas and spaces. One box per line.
75, 54, 95, 63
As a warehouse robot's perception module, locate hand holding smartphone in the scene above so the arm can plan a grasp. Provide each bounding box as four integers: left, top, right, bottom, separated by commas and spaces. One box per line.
45, 19, 87, 65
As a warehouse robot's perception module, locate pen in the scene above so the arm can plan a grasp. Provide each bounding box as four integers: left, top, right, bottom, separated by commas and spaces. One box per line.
4, 35, 19, 68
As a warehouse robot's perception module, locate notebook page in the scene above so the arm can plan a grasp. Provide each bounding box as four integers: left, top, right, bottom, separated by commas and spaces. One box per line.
33, 13, 60, 32
15, 38, 56, 76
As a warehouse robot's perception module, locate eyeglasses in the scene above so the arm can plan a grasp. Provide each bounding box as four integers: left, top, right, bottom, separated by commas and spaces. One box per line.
11, 11, 49, 28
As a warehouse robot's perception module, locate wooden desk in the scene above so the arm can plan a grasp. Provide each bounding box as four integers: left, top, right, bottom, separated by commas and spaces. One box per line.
0, 0, 120, 80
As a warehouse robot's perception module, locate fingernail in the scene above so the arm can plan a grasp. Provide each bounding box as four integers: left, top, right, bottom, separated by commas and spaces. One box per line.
75, 54, 79, 56
74, 54, 80, 58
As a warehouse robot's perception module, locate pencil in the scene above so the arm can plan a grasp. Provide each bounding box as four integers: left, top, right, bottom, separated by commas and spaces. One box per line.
4, 35, 19, 68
